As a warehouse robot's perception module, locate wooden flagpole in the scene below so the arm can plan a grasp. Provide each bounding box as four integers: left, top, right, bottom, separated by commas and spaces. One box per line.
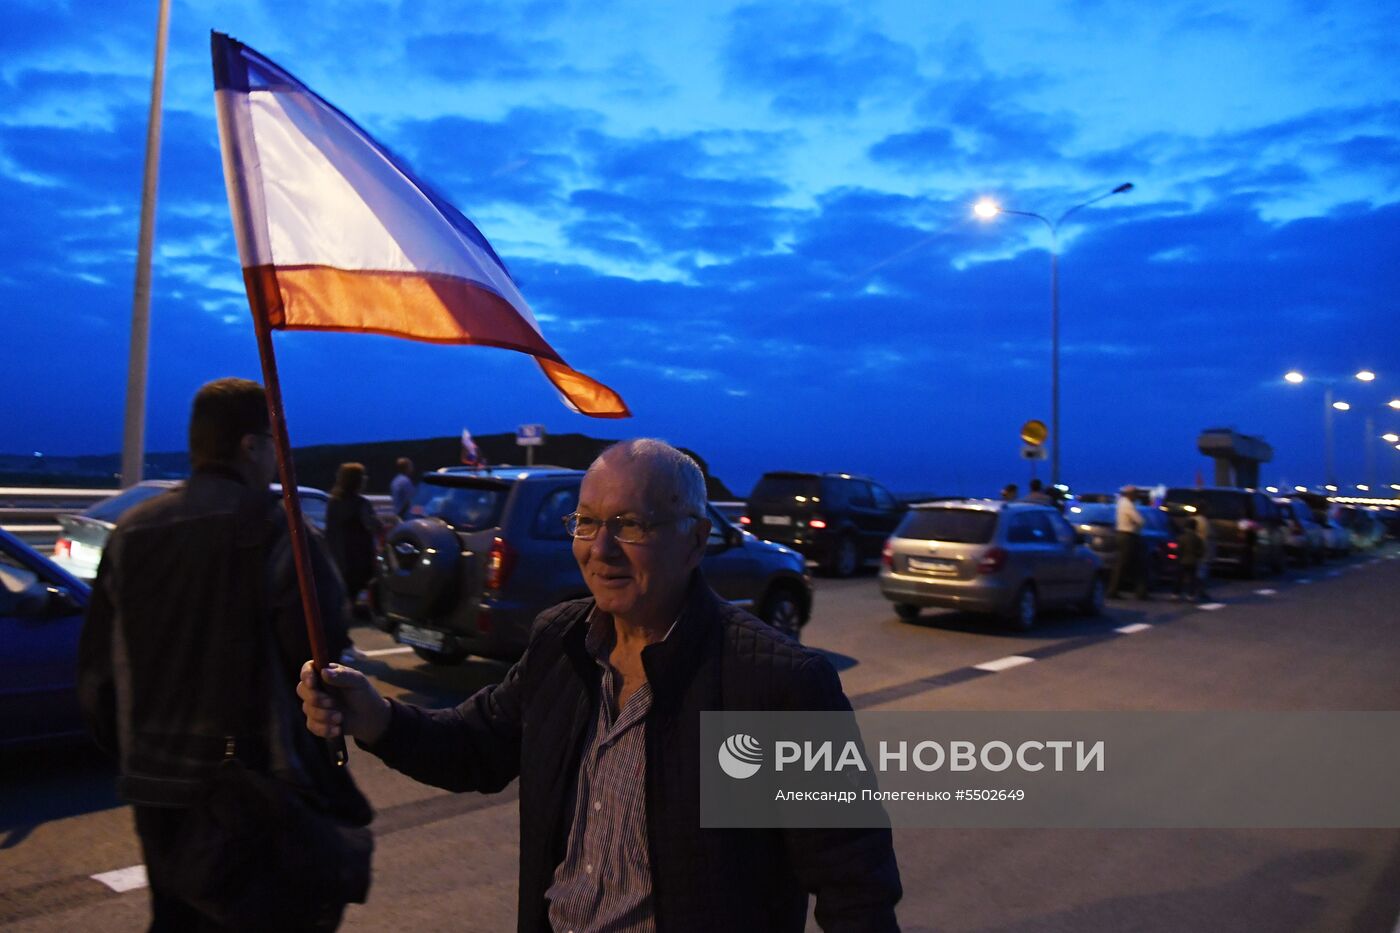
214, 36, 347, 765
244, 267, 349, 767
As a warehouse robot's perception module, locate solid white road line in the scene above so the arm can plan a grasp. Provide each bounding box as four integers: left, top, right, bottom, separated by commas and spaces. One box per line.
359, 646, 414, 658
92, 865, 147, 893
974, 655, 1035, 673
1114, 623, 1152, 634
1198, 602, 1226, 611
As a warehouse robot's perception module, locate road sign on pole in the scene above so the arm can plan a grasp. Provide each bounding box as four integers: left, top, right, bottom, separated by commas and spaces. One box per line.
1022, 445, 1048, 461
517, 424, 545, 467
1020, 419, 1048, 446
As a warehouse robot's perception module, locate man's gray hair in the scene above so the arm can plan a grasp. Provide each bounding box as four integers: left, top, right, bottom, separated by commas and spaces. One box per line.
590, 438, 707, 518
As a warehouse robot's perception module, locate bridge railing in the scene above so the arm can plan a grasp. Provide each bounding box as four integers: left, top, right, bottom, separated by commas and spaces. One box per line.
1, 486, 395, 550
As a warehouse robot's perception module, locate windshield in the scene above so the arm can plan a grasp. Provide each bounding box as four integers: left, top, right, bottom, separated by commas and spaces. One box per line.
750, 474, 821, 504
897, 508, 997, 544
1067, 504, 1116, 525
85, 484, 174, 522
412, 481, 507, 532
1164, 490, 1249, 521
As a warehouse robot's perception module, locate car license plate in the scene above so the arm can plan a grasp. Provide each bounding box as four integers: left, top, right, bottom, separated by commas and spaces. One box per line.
908, 556, 956, 575
762, 515, 792, 526
396, 623, 445, 651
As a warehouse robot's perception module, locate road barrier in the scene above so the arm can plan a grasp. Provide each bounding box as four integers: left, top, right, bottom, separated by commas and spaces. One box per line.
1, 486, 394, 551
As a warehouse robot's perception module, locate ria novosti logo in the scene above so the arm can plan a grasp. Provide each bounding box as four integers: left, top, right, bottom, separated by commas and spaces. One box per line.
717, 734, 763, 779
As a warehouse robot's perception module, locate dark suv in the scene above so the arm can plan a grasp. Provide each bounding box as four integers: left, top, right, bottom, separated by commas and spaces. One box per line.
370, 467, 812, 664
741, 471, 905, 577
1162, 487, 1287, 578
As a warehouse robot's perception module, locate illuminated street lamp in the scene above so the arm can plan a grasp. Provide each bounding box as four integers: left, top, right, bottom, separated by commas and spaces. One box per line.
1285, 370, 1376, 487
974, 182, 1134, 486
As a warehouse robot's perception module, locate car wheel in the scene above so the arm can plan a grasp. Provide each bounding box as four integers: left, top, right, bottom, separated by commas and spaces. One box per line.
759, 586, 804, 640
1080, 575, 1105, 617
1007, 584, 1038, 631
893, 603, 921, 622
827, 535, 858, 578
411, 645, 468, 665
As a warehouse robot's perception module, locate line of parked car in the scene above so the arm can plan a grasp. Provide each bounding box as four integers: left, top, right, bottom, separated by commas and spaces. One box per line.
4, 468, 1396, 747
733, 470, 1399, 632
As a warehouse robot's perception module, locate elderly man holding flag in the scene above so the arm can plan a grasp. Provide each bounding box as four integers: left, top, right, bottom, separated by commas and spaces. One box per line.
300, 439, 903, 931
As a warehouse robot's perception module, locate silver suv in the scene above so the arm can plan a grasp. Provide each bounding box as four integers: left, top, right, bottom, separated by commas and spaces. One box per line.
371, 467, 813, 664
878, 500, 1103, 630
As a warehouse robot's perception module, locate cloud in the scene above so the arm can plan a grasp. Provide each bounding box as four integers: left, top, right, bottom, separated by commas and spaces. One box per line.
403, 32, 571, 83
721, 2, 921, 115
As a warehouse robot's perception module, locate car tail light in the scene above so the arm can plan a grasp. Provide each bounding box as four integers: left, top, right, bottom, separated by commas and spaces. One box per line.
1166, 540, 1178, 561
881, 540, 893, 568
53, 538, 71, 560
808, 518, 828, 529
485, 537, 517, 591
977, 547, 1008, 574
738, 515, 751, 526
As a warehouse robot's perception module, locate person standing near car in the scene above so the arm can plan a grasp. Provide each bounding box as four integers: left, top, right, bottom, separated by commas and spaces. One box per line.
1020, 478, 1053, 505
298, 438, 903, 932
1108, 484, 1149, 600
1173, 513, 1205, 601
390, 456, 416, 520
326, 462, 379, 607
76, 377, 370, 930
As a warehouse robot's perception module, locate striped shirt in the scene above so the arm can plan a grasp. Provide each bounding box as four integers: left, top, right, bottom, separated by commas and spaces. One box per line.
546, 610, 674, 933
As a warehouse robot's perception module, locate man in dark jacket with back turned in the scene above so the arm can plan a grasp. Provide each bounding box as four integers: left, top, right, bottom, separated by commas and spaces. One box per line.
78, 377, 369, 931
301, 438, 902, 931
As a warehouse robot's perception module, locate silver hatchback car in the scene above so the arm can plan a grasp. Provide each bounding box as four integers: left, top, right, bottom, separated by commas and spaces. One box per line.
879, 500, 1104, 630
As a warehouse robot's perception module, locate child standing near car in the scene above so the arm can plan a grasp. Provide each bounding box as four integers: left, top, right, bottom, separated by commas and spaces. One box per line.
1174, 513, 1206, 601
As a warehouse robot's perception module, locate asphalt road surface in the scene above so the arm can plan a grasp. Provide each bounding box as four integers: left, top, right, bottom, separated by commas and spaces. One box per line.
3, 548, 1398, 931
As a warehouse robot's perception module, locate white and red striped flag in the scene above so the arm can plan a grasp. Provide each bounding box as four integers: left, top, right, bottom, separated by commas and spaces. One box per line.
210, 32, 629, 418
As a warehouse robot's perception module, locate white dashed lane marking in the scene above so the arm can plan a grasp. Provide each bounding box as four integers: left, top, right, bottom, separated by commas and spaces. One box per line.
359, 646, 414, 658
1198, 602, 1226, 611
1115, 623, 1152, 634
1296, 578, 1312, 584
974, 655, 1035, 673
1254, 588, 1278, 596
92, 865, 147, 893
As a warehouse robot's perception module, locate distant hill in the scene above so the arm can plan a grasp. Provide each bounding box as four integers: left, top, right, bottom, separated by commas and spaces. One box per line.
0, 434, 736, 500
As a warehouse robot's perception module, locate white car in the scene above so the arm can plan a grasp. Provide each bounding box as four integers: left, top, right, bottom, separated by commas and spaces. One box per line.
52, 480, 329, 581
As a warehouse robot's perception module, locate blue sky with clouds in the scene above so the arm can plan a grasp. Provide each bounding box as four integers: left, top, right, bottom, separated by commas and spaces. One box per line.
2, 0, 1398, 495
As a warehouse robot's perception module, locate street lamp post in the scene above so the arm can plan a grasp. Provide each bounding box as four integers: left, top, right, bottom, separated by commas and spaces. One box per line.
974, 182, 1134, 487
1286, 370, 1391, 488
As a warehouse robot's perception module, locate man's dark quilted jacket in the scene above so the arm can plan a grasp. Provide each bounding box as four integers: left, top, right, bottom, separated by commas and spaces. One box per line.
362, 573, 902, 931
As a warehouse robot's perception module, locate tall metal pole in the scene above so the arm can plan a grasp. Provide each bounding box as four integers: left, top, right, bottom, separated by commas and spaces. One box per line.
120, 0, 171, 488
1365, 415, 1376, 491
1324, 386, 1335, 487
986, 183, 1131, 490
1050, 232, 1061, 488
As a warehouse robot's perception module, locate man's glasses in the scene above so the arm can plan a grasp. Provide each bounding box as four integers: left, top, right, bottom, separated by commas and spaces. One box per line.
562, 512, 695, 544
